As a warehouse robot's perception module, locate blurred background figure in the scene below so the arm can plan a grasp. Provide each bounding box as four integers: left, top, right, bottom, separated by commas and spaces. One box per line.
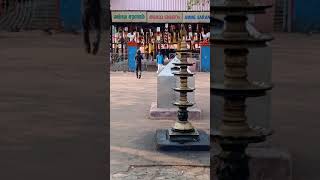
156, 51, 164, 73
82, 0, 101, 55
135, 50, 143, 79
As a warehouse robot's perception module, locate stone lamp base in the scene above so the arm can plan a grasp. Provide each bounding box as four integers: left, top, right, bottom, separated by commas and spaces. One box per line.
155, 129, 210, 151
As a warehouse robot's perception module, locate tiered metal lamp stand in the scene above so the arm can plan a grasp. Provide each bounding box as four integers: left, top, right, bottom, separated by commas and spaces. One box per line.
156, 39, 210, 151
211, 0, 274, 179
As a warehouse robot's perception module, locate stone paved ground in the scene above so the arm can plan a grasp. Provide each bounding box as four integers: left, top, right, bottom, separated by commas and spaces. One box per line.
270, 33, 320, 180
111, 33, 320, 180
0, 31, 320, 180
112, 166, 209, 180
0, 31, 109, 180
110, 72, 210, 180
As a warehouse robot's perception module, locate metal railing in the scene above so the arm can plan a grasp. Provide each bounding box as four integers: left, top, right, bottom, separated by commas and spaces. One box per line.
110, 52, 126, 63
110, 52, 204, 72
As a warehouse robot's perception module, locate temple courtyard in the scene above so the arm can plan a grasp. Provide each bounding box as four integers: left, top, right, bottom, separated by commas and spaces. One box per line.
0, 31, 319, 179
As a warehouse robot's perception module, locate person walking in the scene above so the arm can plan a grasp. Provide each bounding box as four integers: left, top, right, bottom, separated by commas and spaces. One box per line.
156, 51, 164, 73
135, 50, 143, 79
82, 0, 101, 55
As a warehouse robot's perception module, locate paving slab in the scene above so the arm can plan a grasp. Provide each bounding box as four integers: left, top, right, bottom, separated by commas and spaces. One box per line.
111, 72, 210, 179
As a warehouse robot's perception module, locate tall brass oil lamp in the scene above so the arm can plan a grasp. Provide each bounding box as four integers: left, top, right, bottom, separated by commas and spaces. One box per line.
156, 38, 209, 151
211, 0, 274, 179
170, 38, 198, 141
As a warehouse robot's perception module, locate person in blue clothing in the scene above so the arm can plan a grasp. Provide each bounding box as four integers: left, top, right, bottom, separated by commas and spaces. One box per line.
156, 51, 164, 73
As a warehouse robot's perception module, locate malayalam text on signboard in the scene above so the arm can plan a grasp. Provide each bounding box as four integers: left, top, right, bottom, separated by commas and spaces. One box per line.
182, 12, 210, 23
112, 11, 147, 23
147, 12, 183, 23
112, 11, 211, 24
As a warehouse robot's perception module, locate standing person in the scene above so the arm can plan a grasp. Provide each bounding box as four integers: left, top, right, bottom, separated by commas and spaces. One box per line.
156, 51, 164, 73
144, 44, 149, 60
82, 0, 101, 55
148, 42, 153, 61
135, 50, 143, 79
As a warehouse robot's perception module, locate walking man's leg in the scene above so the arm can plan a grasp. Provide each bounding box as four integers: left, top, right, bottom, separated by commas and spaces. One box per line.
83, 10, 91, 53
136, 64, 139, 78
138, 63, 142, 78
92, 10, 101, 55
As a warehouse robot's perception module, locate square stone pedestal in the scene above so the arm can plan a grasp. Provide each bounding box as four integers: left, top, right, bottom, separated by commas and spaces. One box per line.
155, 129, 210, 151
149, 102, 201, 120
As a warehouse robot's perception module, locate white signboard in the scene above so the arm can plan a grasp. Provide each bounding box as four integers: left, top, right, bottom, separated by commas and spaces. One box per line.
111, 11, 147, 23
183, 12, 210, 23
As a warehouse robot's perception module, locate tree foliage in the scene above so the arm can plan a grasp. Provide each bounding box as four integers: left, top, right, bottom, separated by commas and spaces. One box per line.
187, 0, 210, 10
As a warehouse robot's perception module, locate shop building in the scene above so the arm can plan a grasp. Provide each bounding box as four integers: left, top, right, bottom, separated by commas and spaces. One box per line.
110, 0, 210, 61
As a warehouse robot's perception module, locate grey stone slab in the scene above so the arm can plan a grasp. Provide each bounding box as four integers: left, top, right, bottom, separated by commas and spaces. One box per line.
157, 57, 196, 109
155, 129, 210, 151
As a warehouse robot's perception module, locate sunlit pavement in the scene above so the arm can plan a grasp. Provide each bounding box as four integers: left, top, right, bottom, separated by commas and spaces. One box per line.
110, 71, 210, 179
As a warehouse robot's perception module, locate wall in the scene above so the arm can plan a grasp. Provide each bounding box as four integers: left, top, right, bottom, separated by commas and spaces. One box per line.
213, 0, 275, 32
128, 45, 137, 72
293, 0, 320, 32
253, 0, 275, 33
60, 0, 82, 31
59, 0, 109, 31
201, 45, 210, 72
0, 0, 3, 16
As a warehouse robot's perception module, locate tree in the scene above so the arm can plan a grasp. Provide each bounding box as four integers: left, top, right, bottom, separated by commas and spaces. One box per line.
187, 0, 210, 10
